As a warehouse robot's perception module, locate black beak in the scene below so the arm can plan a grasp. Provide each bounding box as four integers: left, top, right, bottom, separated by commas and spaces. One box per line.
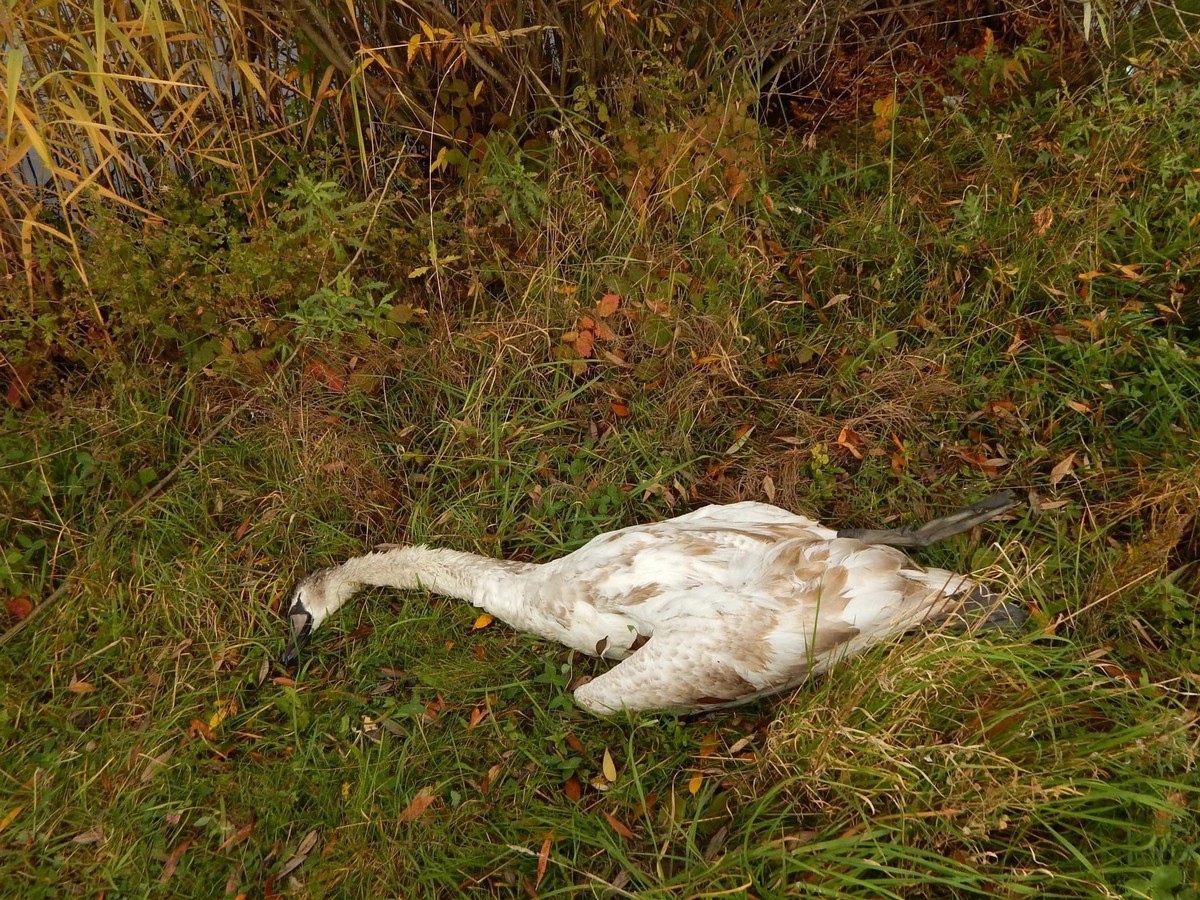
281, 602, 313, 667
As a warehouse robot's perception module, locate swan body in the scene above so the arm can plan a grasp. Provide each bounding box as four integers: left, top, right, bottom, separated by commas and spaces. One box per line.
283, 495, 1018, 714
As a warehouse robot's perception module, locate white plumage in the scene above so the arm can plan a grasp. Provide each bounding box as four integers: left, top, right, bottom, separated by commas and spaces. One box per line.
282, 494, 1019, 714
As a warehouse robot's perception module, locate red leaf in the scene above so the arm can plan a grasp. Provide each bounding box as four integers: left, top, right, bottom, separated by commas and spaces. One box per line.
6, 597, 34, 621
304, 359, 346, 392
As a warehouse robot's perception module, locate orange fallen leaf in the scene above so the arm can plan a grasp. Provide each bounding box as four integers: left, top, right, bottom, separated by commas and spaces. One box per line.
536, 833, 552, 888
610, 401, 630, 418
596, 293, 620, 317
0, 806, 22, 835
1066, 399, 1092, 414
688, 773, 704, 794
189, 718, 216, 741
468, 705, 488, 730
566, 733, 586, 753
835, 425, 865, 460
5, 597, 33, 621
574, 329, 595, 358
69, 678, 96, 694
563, 776, 582, 802
399, 788, 438, 822
472, 613, 494, 630
423, 695, 446, 721
593, 320, 616, 341
603, 811, 635, 841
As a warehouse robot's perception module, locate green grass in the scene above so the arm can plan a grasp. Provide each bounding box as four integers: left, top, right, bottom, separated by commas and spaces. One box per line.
2, 40, 1199, 898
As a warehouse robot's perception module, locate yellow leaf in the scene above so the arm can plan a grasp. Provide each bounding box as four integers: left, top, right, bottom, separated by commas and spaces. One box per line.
407, 33, 421, 67
208, 697, 238, 730
1066, 399, 1092, 414
472, 613, 494, 630
688, 773, 703, 794
602, 748, 617, 782
0, 806, 22, 834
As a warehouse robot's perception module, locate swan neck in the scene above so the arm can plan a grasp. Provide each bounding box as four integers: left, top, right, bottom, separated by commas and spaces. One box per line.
333, 545, 510, 606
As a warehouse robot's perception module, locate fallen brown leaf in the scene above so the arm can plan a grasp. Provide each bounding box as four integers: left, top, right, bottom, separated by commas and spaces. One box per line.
536, 833, 552, 888
399, 788, 438, 822
1049, 452, 1077, 486
189, 718, 216, 741
218, 822, 255, 851
468, 705, 488, 730
276, 829, 319, 879
603, 812, 635, 841
140, 749, 174, 784
160, 838, 193, 883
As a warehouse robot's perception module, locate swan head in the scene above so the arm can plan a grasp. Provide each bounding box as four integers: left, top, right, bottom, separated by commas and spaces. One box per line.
280, 567, 356, 666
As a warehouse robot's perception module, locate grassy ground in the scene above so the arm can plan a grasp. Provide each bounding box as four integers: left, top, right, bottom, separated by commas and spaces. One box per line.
2, 38, 1199, 899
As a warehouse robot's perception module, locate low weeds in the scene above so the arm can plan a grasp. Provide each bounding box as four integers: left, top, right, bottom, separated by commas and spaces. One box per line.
2, 37, 1199, 899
